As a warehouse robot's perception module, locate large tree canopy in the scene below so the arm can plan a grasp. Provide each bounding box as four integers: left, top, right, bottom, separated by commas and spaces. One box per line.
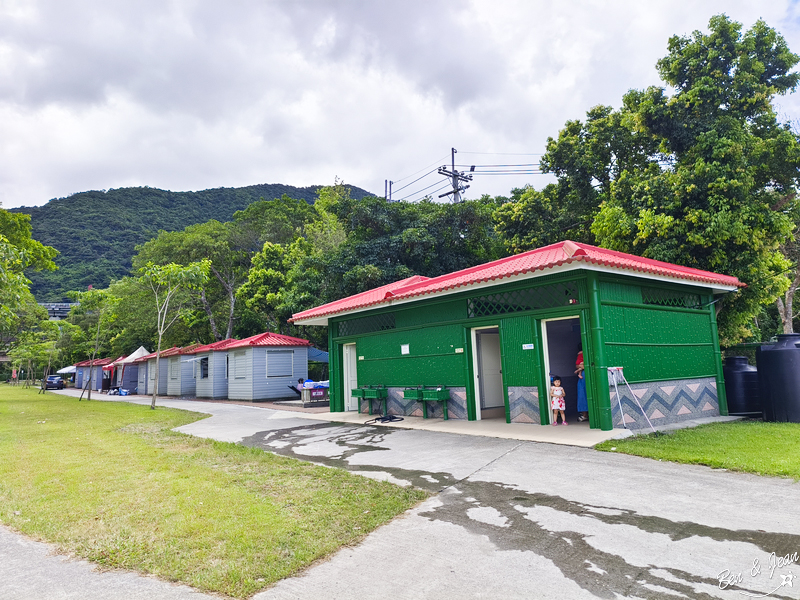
496, 15, 800, 342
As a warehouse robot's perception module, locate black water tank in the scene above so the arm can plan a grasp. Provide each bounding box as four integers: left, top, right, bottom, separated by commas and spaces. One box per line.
723, 356, 760, 416
756, 334, 800, 422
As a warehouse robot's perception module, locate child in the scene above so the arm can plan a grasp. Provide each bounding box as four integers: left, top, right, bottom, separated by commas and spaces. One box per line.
550, 377, 567, 426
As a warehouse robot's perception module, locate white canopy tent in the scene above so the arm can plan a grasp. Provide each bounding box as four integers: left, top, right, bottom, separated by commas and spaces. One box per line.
113, 346, 150, 387
57, 365, 76, 374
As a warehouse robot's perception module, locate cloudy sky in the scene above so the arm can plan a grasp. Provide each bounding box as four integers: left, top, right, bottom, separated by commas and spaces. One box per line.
1, 0, 799, 209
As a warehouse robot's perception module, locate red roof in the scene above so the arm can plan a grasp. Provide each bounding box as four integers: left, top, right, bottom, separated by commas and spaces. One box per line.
74, 357, 115, 367
291, 240, 744, 323
226, 331, 311, 349
183, 338, 239, 354
132, 346, 185, 363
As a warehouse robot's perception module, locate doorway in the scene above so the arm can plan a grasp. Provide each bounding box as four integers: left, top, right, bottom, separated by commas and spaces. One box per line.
472, 327, 505, 420
342, 343, 359, 411
542, 316, 584, 423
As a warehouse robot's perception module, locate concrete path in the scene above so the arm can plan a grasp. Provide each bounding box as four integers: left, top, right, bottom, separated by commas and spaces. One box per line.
3, 393, 798, 599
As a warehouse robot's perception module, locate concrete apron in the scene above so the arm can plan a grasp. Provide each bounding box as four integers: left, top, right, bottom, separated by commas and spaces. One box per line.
52, 388, 741, 447
27, 390, 791, 600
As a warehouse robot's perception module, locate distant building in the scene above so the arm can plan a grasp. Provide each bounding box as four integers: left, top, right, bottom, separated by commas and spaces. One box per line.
39, 303, 79, 320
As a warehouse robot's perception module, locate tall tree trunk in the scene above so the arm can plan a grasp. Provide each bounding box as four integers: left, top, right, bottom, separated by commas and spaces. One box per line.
225, 287, 236, 340
151, 333, 162, 409
776, 266, 800, 334
199, 288, 222, 341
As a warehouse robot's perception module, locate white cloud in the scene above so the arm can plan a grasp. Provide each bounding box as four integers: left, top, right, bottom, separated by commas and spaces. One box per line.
0, 0, 798, 208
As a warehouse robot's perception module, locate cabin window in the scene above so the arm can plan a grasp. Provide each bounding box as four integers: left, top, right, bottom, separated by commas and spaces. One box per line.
225, 355, 229, 379
170, 358, 179, 379
150, 365, 155, 380
200, 357, 209, 379
266, 350, 293, 378
234, 351, 246, 379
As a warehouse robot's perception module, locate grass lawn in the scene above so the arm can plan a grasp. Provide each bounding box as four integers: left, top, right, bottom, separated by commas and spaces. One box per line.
0, 386, 428, 598
595, 420, 800, 479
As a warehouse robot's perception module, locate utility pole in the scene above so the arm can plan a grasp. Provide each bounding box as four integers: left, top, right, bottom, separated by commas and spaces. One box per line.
384, 180, 394, 202
438, 148, 473, 203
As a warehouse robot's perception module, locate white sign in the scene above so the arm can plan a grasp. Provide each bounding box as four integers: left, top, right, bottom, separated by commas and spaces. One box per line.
358, 356, 364, 361
401, 344, 410, 355
455, 348, 464, 353
522, 343, 535, 350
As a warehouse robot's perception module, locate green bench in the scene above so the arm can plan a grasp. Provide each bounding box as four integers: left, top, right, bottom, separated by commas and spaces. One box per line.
404, 386, 450, 420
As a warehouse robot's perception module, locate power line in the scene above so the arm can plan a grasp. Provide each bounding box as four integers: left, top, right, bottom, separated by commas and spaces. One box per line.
391, 167, 439, 194
457, 151, 544, 156
396, 178, 450, 202
393, 154, 451, 184
404, 182, 452, 203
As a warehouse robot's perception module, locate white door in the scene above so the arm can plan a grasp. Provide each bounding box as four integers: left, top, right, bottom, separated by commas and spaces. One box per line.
479, 333, 505, 409
343, 343, 358, 411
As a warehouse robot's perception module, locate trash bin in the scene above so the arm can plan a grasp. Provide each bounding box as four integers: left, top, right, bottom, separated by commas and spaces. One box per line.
756, 334, 800, 422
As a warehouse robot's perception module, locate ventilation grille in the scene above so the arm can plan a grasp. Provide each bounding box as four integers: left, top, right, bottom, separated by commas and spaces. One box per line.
642, 287, 701, 309
338, 313, 396, 337
468, 282, 581, 318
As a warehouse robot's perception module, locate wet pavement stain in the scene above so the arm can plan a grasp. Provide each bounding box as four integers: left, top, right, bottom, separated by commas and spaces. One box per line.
420, 480, 798, 600
241, 422, 459, 491
240, 422, 798, 599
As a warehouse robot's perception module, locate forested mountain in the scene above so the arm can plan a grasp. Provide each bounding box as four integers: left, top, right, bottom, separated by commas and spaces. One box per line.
13, 183, 372, 301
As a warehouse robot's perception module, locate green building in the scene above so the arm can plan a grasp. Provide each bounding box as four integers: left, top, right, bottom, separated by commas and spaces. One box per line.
291, 241, 742, 431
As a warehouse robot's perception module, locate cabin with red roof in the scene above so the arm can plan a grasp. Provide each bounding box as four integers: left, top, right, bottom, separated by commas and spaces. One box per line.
291, 240, 743, 431
224, 332, 312, 401
163, 344, 202, 397
183, 339, 239, 399
74, 357, 116, 392
133, 348, 178, 396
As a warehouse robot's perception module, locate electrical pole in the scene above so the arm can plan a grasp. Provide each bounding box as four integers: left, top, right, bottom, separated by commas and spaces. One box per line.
389, 180, 393, 202
438, 148, 473, 203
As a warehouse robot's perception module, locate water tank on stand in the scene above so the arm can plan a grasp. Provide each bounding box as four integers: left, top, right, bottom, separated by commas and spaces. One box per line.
722, 356, 760, 416
756, 334, 800, 423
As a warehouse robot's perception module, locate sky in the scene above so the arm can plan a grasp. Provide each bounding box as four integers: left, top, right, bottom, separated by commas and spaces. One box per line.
1, 0, 800, 209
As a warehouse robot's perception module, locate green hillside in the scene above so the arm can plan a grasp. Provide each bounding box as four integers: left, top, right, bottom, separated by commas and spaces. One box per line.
14, 183, 373, 301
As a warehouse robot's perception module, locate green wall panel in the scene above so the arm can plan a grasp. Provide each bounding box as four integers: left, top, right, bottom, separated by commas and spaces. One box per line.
355, 324, 468, 387
600, 281, 642, 303
358, 354, 466, 387
394, 299, 467, 328
604, 343, 716, 382
602, 305, 713, 345
500, 315, 541, 387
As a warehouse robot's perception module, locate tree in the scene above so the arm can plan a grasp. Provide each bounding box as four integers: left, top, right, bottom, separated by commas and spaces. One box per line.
139, 261, 210, 409
68, 288, 118, 401
496, 15, 800, 342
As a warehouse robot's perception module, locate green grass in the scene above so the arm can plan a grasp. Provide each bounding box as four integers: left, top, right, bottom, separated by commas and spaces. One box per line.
0, 386, 428, 598
595, 420, 800, 479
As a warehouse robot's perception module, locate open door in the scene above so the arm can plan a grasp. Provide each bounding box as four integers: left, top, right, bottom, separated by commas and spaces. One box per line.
342, 343, 358, 411
472, 327, 505, 420
542, 316, 585, 424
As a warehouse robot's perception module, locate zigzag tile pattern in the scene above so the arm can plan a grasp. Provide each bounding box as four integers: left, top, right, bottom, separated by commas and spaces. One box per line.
360, 387, 468, 420
609, 377, 718, 430
508, 386, 540, 424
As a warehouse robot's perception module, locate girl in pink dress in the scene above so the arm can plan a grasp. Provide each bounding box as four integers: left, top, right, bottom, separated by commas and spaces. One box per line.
550, 377, 567, 425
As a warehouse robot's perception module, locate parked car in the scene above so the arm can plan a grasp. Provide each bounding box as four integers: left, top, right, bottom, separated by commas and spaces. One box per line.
45, 375, 65, 390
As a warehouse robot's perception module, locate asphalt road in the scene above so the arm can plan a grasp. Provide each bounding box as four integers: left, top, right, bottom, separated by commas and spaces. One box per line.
2, 397, 798, 599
